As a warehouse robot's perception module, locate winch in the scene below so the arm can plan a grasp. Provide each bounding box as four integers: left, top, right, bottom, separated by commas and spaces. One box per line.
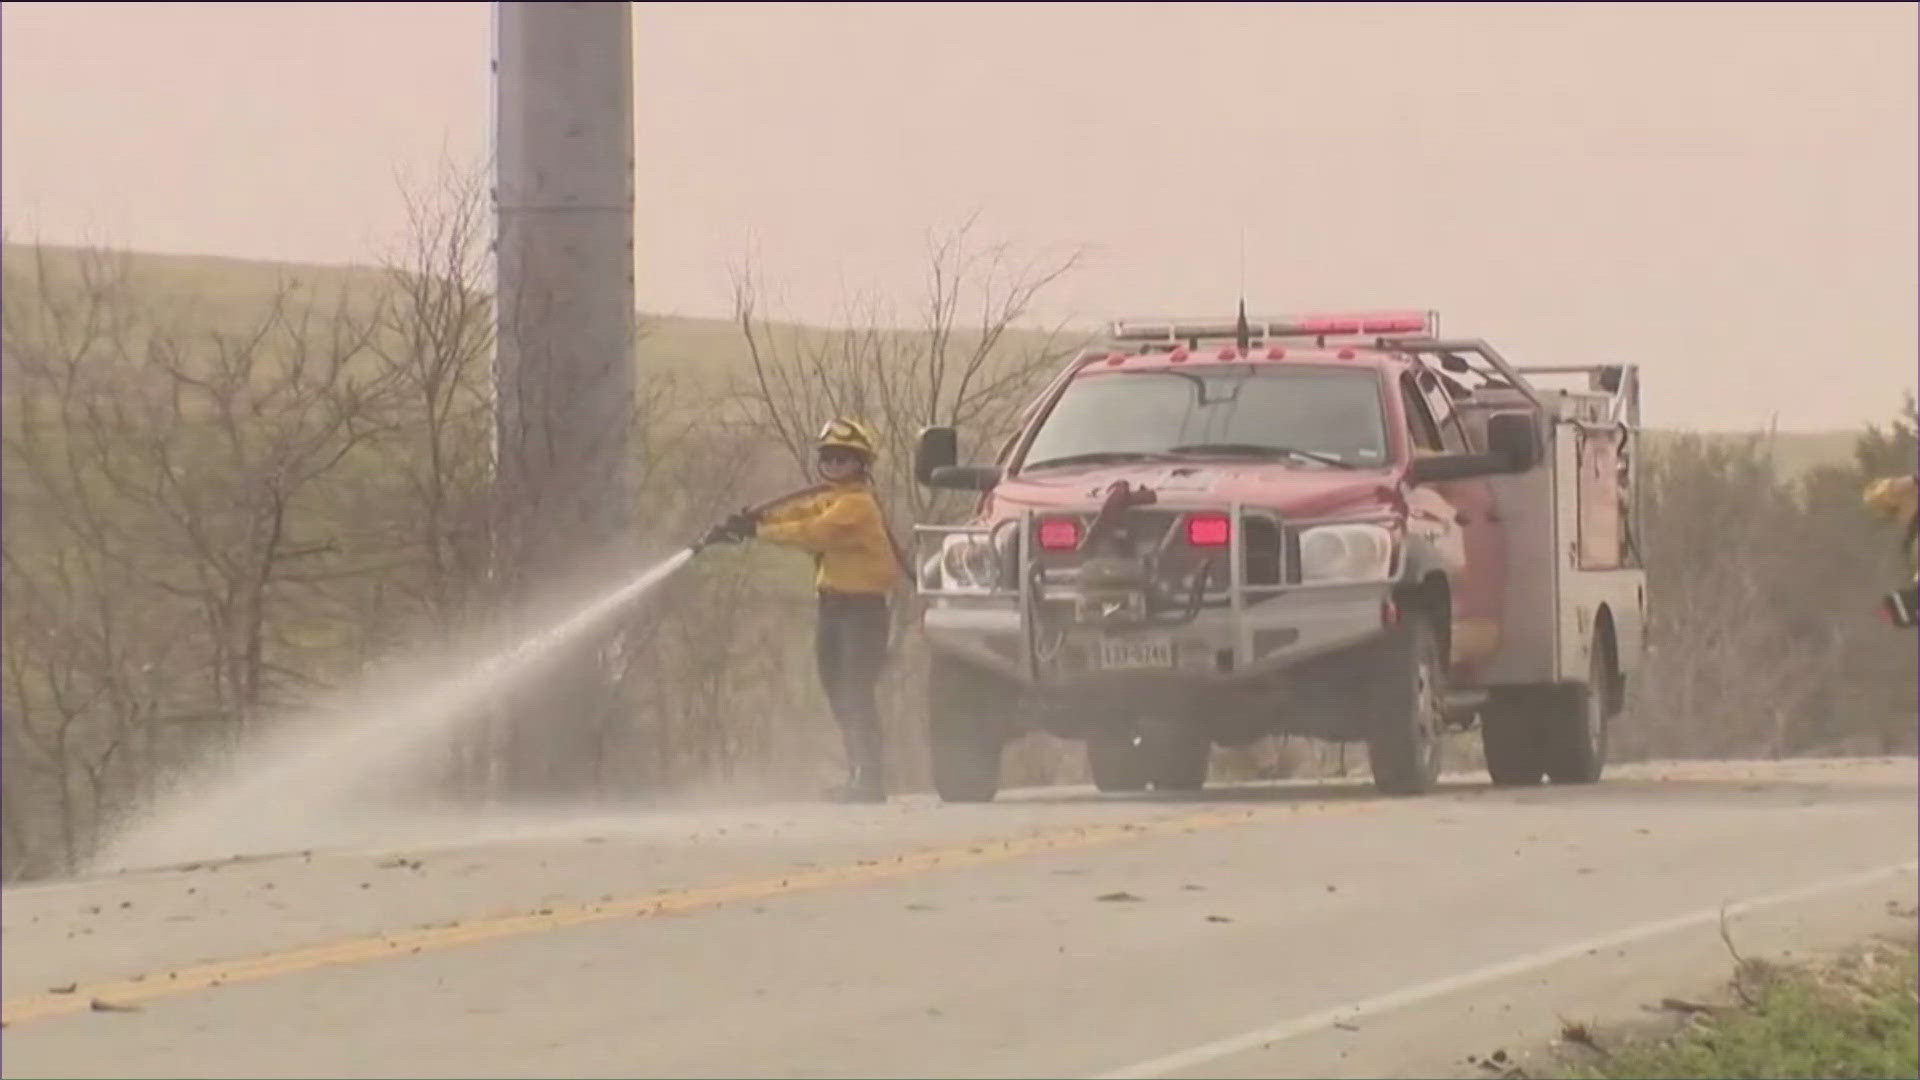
1059, 480, 1213, 628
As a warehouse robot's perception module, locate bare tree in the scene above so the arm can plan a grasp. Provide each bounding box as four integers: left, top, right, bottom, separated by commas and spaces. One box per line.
724, 219, 1086, 791
366, 162, 498, 636
123, 280, 392, 734
730, 216, 1085, 523
1617, 429, 1912, 762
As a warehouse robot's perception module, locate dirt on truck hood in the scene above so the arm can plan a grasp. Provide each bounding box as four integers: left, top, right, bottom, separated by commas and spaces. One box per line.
986, 461, 1401, 519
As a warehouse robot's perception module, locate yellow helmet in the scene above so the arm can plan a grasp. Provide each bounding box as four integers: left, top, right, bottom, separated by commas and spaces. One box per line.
816, 417, 878, 461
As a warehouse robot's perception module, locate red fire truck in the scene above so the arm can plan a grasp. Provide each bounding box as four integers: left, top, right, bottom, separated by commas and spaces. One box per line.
912, 311, 1647, 801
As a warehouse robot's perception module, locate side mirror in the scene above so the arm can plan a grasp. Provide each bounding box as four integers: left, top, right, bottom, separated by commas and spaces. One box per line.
915, 426, 1001, 491
914, 426, 958, 485
929, 465, 1001, 492
1407, 452, 1506, 485
1485, 411, 1539, 472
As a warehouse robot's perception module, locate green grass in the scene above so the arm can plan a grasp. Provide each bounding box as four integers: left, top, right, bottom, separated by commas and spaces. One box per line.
1561, 942, 1919, 1080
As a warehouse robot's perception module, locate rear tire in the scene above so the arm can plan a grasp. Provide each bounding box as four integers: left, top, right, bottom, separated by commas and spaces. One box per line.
1480, 695, 1546, 787
1367, 615, 1446, 796
928, 654, 1004, 803
1087, 733, 1150, 793
1544, 632, 1614, 785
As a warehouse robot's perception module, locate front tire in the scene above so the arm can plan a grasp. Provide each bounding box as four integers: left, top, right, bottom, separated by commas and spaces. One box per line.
1367, 616, 1446, 796
1146, 727, 1210, 792
928, 654, 1004, 803
1087, 733, 1150, 793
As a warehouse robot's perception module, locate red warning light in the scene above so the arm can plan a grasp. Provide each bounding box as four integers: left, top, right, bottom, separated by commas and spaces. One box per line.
1360, 314, 1428, 333
1038, 518, 1082, 550
1185, 513, 1231, 547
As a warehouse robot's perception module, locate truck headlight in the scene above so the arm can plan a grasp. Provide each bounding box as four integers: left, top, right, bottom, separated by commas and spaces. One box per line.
933, 529, 1015, 593
1298, 523, 1396, 584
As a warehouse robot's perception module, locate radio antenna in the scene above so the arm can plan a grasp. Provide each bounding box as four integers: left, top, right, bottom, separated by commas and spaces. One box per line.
1234, 228, 1251, 351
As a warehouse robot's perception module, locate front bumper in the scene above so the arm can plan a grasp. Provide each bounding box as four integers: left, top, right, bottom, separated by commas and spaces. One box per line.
923, 585, 1393, 687
915, 508, 1397, 689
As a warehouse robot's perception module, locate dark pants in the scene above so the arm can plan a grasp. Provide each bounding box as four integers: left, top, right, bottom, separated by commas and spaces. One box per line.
816, 591, 890, 787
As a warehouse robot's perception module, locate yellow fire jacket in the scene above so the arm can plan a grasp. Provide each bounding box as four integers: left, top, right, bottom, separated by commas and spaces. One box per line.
1863, 474, 1918, 572
756, 480, 903, 595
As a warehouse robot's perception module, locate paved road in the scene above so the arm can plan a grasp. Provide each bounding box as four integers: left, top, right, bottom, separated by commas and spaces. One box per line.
3, 757, 1914, 1078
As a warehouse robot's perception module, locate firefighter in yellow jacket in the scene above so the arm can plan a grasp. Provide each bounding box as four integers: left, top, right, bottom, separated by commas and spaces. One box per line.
702, 419, 903, 802
1863, 473, 1918, 578
1864, 472, 1918, 629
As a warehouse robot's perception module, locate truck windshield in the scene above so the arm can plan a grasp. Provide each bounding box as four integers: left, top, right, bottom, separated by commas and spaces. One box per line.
1019, 367, 1388, 471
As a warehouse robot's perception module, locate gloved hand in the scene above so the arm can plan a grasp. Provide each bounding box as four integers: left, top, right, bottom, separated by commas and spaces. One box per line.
699, 508, 758, 548
724, 507, 760, 539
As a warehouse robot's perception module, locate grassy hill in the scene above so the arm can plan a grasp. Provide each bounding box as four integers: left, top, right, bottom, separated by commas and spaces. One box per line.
0, 242, 1085, 405
0, 242, 1869, 477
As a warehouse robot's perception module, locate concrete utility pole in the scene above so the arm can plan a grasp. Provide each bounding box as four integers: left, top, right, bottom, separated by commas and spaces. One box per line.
491, 0, 636, 796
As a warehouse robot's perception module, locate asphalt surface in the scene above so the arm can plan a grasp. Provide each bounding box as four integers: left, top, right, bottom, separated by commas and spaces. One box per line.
2, 757, 1914, 1078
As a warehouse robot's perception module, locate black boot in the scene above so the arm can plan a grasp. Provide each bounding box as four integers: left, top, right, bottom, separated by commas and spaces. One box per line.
824, 766, 885, 804
825, 727, 886, 803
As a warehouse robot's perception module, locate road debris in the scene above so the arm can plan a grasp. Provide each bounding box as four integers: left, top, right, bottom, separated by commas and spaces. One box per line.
1205, 915, 1233, 923
90, 999, 141, 1013
1096, 891, 1143, 903
1656, 997, 1720, 1014
48, 983, 76, 995
1558, 1016, 1603, 1052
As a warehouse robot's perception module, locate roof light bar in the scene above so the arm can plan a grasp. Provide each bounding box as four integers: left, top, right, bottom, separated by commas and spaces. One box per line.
1108, 310, 1435, 344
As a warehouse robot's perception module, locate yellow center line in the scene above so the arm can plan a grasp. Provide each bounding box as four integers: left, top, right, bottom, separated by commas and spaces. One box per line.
2, 797, 1386, 1027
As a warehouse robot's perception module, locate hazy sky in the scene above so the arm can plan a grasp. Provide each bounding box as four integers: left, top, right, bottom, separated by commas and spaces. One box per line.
4, 1, 1915, 430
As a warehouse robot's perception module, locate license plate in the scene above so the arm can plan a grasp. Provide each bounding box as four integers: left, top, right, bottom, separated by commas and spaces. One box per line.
1096, 635, 1175, 671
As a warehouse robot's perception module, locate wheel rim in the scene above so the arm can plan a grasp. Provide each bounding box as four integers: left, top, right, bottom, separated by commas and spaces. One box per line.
1414, 640, 1444, 780
1587, 646, 1610, 763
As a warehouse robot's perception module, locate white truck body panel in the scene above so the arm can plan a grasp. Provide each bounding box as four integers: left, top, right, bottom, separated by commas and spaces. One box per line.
1478, 367, 1647, 688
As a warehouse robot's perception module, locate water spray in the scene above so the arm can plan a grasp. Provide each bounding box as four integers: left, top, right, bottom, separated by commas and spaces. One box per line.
90, 482, 840, 875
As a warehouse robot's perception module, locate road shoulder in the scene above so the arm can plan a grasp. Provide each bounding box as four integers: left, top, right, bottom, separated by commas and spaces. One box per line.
1512, 925, 1918, 1080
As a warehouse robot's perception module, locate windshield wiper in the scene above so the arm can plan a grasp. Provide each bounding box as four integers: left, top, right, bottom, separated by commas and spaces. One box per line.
1166, 443, 1359, 469
1021, 450, 1179, 471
